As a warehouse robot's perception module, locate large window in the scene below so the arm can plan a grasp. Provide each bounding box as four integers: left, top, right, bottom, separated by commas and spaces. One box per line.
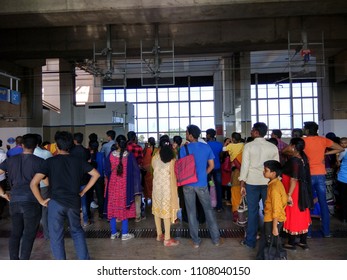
251, 82, 318, 137
103, 86, 214, 142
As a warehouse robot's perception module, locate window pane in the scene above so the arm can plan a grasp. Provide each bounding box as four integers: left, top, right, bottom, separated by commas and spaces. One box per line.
180, 102, 189, 117
158, 88, 168, 101
148, 118, 157, 132
179, 87, 189, 101
251, 100, 257, 115
180, 117, 190, 132
137, 119, 147, 132
302, 98, 313, 113
201, 86, 214, 99
258, 115, 268, 124
258, 100, 268, 114
279, 84, 290, 98
201, 101, 214, 116
267, 84, 278, 98
303, 114, 314, 123
137, 89, 147, 102
169, 88, 179, 101
268, 115, 279, 129
126, 89, 136, 102
280, 115, 291, 129
293, 114, 302, 128
313, 98, 318, 113
158, 103, 169, 117
103, 89, 115, 102
169, 118, 180, 131
251, 115, 257, 124
268, 99, 279, 114
302, 83, 313, 97
313, 83, 318, 96
148, 88, 157, 102
115, 89, 125, 102
258, 85, 267, 98
314, 113, 318, 123
190, 102, 201, 116
169, 102, 179, 117
201, 117, 215, 131
279, 99, 290, 114
159, 118, 169, 131
190, 87, 200, 100
292, 83, 301, 97
147, 103, 157, 118
191, 117, 201, 129
137, 104, 148, 118
251, 85, 257, 99
292, 98, 302, 114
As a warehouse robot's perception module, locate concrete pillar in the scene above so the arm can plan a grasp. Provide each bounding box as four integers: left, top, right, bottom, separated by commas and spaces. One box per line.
59, 59, 75, 128
239, 52, 252, 139
220, 53, 251, 139
221, 57, 236, 137
213, 68, 224, 141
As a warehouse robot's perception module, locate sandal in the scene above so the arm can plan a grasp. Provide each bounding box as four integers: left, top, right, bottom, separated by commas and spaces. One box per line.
156, 234, 164, 242
164, 238, 180, 247
296, 243, 309, 250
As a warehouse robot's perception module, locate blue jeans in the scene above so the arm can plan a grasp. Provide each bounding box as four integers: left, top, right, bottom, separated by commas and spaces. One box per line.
40, 186, 50, 239
210, 169, 223, 210
80, 185, 89, 224
48, 199, 90, 260
245, 184, 268, 248
183, 186, 220, 245
310, 175, 330, 236
9, 201, 41, 260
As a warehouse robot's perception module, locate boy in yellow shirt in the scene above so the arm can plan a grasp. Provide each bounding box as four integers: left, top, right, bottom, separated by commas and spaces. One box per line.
256, 160, 287, 259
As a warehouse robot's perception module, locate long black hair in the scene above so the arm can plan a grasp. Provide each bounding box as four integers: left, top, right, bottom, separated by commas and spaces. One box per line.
115, 134, 127, 176
289, 137, 314, 211
159, 136, 174, 163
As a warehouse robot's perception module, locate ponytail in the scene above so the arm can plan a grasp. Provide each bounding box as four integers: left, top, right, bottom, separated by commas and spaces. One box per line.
115, 135, 127, 176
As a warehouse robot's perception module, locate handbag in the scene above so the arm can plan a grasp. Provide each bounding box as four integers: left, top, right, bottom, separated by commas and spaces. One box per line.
174, 145, 198, 187
264, 236, 287, 260
236, 197, 248, 227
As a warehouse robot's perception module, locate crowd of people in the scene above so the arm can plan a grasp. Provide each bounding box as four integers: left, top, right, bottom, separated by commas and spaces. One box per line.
0, 120, 346, 260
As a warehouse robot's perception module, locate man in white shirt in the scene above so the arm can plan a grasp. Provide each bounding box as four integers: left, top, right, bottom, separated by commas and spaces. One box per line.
100, 130, 116, 158
239, 122, 279, 248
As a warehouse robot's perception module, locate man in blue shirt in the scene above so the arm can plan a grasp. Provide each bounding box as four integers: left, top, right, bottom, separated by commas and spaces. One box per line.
206, 128, 223, 212
7, 136, 23, 157
180, 124, 222, 248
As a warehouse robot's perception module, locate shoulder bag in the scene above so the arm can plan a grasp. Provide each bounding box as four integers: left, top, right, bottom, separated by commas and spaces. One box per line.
174, 145, 198, 187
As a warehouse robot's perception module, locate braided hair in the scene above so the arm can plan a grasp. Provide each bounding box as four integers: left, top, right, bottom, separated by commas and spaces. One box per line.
289, 137, 314, 211
115, 135, 127, 176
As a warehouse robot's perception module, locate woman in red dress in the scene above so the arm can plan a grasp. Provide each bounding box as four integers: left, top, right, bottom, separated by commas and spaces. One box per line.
106, 135, 141, 241
282, 137, 314, 250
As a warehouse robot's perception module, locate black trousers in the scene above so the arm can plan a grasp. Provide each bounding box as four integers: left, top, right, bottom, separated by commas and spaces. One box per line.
9, 201, 41, 260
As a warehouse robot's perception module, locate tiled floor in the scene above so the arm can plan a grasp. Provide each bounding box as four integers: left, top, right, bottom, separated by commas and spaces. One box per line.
0, 200, 347, 260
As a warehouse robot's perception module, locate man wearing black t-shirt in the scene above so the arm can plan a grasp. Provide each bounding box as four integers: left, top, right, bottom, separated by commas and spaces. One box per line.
0, 134, 45, 260
30, 131, 100, 260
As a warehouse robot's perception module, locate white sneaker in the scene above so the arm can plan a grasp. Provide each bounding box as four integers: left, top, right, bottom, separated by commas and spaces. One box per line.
110, 232, 120, 239
90, 201, 99, 209
121, 233, 135, 241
